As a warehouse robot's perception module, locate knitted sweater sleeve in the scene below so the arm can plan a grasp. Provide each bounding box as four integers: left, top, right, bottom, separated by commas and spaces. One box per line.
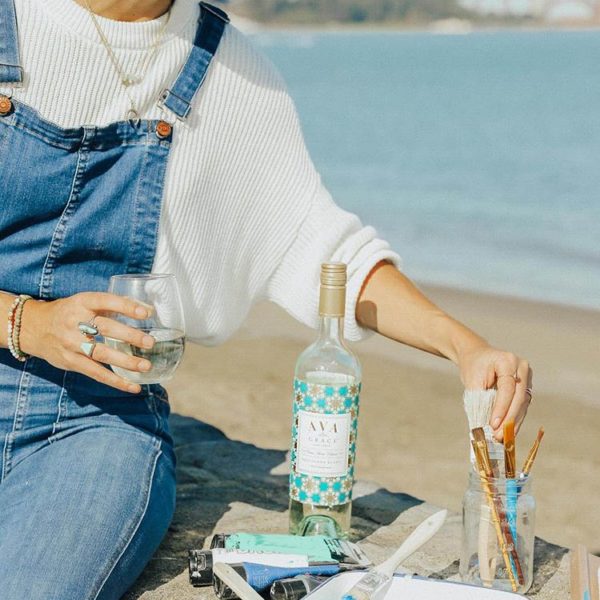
254, 48, 402, 339
266, 180, 401, 341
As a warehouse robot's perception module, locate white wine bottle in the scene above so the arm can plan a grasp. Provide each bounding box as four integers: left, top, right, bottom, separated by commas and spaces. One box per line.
288, 263, 362, 538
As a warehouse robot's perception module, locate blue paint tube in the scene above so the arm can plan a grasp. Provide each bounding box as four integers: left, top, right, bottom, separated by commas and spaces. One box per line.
213, 562, 340, 598
243, 562, 340, 591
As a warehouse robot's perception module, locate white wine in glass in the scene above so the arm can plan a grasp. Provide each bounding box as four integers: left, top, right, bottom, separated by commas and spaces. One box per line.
107, 274, 186, 385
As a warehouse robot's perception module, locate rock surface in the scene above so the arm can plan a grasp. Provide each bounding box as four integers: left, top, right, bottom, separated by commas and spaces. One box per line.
124, 414, 570, 599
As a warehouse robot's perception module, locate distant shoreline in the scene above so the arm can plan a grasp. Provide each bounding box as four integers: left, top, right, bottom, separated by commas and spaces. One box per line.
247, 24, 600, 34
230, 14, 600, 35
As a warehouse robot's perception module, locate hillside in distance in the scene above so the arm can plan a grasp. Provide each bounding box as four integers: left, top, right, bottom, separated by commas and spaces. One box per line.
227, 0, 531, 25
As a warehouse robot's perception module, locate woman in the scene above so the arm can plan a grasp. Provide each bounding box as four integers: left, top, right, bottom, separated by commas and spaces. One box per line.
0, 0, 533, 597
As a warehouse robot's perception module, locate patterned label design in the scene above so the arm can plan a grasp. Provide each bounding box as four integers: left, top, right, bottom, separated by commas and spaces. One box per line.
290, 378, 361, 507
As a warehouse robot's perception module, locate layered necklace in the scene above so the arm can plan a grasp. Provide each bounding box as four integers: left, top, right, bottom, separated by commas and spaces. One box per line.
83, 0, 173, 121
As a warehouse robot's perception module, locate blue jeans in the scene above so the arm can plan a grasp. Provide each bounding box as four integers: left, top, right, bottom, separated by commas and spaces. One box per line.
0, 0, 228, 595
0, 354, 177, 599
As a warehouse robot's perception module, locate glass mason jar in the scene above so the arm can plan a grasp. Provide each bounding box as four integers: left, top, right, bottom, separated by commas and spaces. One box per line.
460, 471, 535, 594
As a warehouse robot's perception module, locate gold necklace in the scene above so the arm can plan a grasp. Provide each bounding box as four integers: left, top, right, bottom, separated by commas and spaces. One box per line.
83, 0, 173, 121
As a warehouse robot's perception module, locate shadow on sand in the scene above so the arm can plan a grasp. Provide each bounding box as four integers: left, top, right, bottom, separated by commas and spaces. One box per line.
125, 413, 420, 597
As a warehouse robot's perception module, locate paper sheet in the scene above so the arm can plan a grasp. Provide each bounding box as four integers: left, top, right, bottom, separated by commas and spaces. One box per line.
305, 572, 526, 599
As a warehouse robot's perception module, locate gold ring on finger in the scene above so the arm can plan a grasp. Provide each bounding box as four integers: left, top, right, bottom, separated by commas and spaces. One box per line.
498, 371, 519, 382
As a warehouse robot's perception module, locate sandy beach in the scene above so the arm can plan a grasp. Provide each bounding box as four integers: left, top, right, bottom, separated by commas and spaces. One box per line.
166, 284, 600, 552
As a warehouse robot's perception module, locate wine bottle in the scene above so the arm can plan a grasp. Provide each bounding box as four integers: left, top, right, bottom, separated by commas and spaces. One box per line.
288, 263, 362, 538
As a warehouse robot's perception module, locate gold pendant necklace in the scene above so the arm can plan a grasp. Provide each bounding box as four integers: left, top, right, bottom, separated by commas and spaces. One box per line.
83, 0, 173, 121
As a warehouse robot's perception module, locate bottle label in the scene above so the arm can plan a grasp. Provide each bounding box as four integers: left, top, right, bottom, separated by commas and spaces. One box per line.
290, 378, 361, 507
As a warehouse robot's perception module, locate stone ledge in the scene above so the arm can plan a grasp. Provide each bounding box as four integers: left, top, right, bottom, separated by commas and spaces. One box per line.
124, 414, 570, 600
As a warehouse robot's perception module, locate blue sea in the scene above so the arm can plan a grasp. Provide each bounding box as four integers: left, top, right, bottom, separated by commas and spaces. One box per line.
255, 30, 600, 310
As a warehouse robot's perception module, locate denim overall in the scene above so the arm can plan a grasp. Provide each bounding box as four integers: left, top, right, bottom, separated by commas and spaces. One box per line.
0, 2, 228, 598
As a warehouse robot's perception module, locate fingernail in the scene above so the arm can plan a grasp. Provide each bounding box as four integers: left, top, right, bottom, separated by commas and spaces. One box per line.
143, 335, 155, 348
135, 306, 148, 318
140, 360, 152, 372
492, 417, 501, 429
128, 384, 140, 394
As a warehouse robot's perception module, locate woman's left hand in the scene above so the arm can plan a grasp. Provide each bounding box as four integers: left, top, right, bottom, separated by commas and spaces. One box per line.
458, 343, 533, 441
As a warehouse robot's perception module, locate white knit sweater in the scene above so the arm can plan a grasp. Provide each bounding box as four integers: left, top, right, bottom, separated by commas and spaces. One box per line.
5, 0, 400, 344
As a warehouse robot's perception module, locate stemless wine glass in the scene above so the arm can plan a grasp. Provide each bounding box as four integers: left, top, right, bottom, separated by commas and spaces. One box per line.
107, 273, 186, 385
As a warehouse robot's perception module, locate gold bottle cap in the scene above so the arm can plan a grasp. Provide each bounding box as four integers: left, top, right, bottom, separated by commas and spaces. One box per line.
319, 263, 347, 317
320, 262, 347, 287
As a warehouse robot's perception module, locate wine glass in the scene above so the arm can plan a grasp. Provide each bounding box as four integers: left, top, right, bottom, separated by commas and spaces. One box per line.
107, 273, 186, 384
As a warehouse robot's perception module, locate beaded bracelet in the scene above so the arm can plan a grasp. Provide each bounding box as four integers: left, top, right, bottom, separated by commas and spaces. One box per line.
7, 294, 32, 362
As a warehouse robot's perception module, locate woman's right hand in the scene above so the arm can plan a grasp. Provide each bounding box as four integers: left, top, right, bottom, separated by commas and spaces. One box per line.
20, 292, 156, 394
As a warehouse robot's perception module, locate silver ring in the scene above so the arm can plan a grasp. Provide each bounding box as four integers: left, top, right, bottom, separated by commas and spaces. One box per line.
78, 317, 99, 337
525, 387, 533, 403
80, 340, 97, 358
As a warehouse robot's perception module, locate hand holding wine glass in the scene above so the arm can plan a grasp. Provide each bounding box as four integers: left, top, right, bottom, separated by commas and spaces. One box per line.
106, 274, 186, 385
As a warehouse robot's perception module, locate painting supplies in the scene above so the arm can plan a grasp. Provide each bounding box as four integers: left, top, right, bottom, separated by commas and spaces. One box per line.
188, 548, 311, 587
214, 562, 341, 597
463, 389, 504, 472
521, 427, 545, 477
213, 563, 264, 600
463, 389, 502, 586
472, 428, 525, 591
270, 575, 328, 600
210, 533, 371, 568
570, 545, 600, 600
503, 420, 516, 480
340, 509, 448, 600
503, 420, 518, 578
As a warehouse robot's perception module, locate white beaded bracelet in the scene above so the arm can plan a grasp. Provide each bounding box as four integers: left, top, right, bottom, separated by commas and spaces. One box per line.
7, 294, 32, 362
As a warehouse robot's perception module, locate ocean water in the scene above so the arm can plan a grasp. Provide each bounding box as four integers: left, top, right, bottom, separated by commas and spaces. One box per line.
255, 30, 600, 309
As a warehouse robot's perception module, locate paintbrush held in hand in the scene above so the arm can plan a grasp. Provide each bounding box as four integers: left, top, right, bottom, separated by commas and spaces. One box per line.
463, 390, 504, 472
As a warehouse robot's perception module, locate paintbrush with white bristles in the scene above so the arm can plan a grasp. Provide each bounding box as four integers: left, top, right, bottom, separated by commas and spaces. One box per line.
463, 389, 504, 587
463, 389, 504, 472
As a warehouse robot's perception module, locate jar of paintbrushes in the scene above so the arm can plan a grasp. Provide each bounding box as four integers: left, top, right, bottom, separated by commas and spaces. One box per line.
459, 422, 545, 594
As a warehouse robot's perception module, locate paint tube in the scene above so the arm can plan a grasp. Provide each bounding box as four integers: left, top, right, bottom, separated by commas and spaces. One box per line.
210, 533, 371, 567
189, 549, 309, 587
213, 562, 340, 599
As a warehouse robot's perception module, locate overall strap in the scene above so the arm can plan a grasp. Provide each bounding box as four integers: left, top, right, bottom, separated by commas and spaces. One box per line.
0, 0, 23, 84
159, 1, 228, 120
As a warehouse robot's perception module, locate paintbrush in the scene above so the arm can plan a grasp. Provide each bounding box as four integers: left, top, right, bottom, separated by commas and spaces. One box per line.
340, 510, 447, 600
471, 438, 519, 592
463, 389, 504, 473
521, 427, 545, 477
472, 428, 525, 589
463, 390, 502, 587
503, 420, 518, 578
